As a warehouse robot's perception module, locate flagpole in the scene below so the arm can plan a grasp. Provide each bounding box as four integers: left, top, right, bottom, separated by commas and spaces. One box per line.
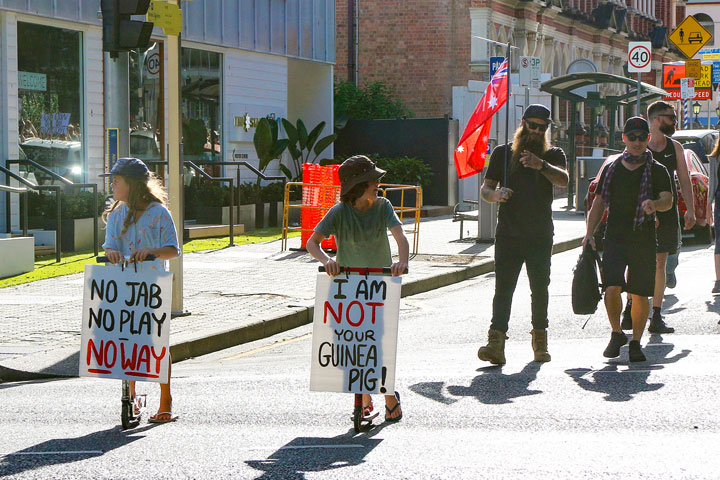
503, 41, 511, 187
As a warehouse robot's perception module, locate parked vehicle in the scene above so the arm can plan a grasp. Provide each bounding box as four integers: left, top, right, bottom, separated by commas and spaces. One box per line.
671, 129, 718, 163
19, 138, 83, 183
585, 148, 713, 246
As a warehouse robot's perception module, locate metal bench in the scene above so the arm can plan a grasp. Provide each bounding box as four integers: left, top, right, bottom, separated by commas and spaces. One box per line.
452, 200, 479, 240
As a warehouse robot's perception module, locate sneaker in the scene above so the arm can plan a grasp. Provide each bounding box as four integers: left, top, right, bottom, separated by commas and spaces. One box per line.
628, 340, 646, 362
603, 332, 628, 358
666, 272, 677, 289
648, 314, 675, 334
713, 281, 720, 294
621, 308, 633, 331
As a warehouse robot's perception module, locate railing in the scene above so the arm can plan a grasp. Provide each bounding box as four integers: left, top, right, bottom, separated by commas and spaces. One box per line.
0, 165, 62, 263
0, 184, 29, 238
183, 161, 237, 246
147, 159, 285, 246
7, 158, 99, 257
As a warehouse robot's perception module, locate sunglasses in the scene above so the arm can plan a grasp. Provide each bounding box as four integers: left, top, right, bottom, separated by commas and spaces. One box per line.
525, 120, 548, 132
658, 113, 677, 122
625, 133, 649, 142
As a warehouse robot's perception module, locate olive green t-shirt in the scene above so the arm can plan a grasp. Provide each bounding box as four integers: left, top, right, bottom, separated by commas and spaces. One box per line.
314, 197, 402, 268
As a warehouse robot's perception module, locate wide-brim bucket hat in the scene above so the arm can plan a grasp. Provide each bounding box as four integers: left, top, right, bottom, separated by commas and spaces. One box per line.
338, 155, 386, 196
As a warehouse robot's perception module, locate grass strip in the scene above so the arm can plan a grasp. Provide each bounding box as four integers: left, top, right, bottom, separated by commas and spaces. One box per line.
0, 228, 299, 289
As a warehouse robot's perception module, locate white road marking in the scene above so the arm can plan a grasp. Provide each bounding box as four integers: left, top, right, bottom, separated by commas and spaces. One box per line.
1, 451, 103, 456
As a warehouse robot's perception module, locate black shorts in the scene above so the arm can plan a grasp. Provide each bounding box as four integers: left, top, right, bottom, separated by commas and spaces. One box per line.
601, 239, 656, 297
656, 210, 680, 254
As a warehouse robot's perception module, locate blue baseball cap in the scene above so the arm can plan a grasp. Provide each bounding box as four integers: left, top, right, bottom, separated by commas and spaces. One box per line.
99, 157, 150, 178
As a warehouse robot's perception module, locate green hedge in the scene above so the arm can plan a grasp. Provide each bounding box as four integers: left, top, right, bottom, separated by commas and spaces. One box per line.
27, 190, 106, 219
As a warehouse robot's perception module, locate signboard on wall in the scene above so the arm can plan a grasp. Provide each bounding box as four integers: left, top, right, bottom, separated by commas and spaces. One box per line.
227, 103, 286, 143
18, 72, 47, 91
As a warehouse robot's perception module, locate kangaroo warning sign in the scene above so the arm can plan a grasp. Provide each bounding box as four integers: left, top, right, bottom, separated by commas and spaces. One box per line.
80, 264, 173, 383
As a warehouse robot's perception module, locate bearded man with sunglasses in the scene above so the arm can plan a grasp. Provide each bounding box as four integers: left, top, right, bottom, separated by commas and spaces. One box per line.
585, 117, 673, 362
477, 104, 569, 365
620, 101, 695, 334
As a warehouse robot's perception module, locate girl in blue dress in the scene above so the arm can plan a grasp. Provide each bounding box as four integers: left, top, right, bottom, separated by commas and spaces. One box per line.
101, 157, 181, 423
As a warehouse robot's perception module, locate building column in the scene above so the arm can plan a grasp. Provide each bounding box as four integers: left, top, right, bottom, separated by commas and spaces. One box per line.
0, 12, 19, 232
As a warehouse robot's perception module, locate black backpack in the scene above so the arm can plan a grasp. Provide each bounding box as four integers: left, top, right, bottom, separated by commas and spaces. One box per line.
572, 244, 603, 315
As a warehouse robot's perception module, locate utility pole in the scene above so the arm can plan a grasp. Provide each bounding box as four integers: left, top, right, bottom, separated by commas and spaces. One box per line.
164, 0, 185, 315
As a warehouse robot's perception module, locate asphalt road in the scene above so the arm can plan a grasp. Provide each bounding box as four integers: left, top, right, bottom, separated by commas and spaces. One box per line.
1, 243, 719, 479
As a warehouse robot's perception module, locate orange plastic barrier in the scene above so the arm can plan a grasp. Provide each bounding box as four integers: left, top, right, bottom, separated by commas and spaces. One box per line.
300, 163, 340, 249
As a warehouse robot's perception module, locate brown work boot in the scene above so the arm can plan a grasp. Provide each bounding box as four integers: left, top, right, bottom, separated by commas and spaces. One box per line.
531, 329, 551, 362
477, 329, 507, 365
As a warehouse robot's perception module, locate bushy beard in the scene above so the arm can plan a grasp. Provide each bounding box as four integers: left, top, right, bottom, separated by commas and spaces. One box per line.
659, 123, 675, 136
510, 126, 549, 174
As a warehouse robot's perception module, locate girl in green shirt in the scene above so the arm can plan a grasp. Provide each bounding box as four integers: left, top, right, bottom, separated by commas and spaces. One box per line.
307, 155, 410, 423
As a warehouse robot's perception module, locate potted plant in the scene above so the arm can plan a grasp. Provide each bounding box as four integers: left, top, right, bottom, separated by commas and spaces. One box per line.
33, 190, 105, 252
281, 118, 337, 181
253, 117, 288, 228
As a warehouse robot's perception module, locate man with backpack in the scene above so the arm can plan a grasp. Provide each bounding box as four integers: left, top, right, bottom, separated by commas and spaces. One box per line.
584, 117, 673, 362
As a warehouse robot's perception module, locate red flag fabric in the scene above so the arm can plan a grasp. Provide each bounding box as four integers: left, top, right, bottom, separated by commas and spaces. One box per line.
454, 59, 510, 179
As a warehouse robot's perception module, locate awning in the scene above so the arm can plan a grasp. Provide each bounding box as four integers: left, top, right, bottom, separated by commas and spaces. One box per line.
540, 72, 667, 106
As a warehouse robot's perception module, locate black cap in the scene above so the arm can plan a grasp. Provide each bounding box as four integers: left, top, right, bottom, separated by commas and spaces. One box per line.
623, 116, 649, 134
522, 104, 551, 122
338, 155, 386, 196
99, 157, 150, 178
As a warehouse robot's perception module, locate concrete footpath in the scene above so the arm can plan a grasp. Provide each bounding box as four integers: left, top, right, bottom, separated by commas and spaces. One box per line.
0, 199, 586, 381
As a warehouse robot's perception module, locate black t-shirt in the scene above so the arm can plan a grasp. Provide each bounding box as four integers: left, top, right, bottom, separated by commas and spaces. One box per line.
485, 143, 567, 238
596, 159, 672, 244
649, 136, 680, 225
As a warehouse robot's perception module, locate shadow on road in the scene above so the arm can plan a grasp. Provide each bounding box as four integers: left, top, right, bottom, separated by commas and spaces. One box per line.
0, 425, 155, 477
410, 362, 544, 405
705, 295, 720, 318
245, 429, 384, 480
565, 338, 690, 402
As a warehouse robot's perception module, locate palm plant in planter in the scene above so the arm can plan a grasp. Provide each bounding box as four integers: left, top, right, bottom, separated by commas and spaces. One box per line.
254, 117, 289, 228
281, 119, 337, 181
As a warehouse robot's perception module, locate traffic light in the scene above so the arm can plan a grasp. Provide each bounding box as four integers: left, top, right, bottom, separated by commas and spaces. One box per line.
101, 0, 154, 55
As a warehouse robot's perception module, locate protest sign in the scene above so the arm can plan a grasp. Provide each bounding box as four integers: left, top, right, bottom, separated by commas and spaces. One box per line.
79, 263, 172, 383
310, 272, 401, 394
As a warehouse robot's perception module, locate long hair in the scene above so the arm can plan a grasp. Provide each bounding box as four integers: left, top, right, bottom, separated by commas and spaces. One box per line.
340, 181, 369, 205
103, 173, 168, 235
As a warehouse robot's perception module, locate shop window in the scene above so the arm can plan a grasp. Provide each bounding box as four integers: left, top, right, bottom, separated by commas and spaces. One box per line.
130, 43, 164, 170
181, 48, 222, 175
17, 22, 84, 183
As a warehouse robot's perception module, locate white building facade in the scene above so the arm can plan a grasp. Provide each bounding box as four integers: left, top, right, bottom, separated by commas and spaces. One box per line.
0, 0, 335, 232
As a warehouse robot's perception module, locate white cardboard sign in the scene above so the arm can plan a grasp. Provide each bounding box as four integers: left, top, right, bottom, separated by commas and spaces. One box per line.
310, 273, 401, 394
79, 264, 173, 383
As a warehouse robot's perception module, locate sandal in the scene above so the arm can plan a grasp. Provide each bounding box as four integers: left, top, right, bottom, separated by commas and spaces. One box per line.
132, 395, 147, 417
149, 411, 178, 423
362, 399, 374, 419
385, 392, 402, 423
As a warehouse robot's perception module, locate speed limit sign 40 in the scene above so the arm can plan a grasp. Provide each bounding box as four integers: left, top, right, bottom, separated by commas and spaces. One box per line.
628, 42, 652, 73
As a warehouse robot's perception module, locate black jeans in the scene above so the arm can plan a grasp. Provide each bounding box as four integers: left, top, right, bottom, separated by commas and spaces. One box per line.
490, 235, 553, 333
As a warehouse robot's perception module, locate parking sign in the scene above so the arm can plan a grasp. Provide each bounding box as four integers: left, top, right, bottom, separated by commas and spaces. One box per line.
490, 57, 504, 78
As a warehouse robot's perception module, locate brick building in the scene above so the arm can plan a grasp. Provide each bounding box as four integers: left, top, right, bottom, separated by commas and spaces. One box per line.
336, 0, 685, 124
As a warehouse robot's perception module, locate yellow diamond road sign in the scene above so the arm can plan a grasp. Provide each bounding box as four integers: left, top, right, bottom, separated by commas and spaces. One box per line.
669, 16, 712, 59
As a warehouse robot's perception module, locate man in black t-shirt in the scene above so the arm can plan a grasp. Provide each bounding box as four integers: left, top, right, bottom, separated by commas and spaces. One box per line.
477, 104, 569, 365
584, 117, 673, 362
